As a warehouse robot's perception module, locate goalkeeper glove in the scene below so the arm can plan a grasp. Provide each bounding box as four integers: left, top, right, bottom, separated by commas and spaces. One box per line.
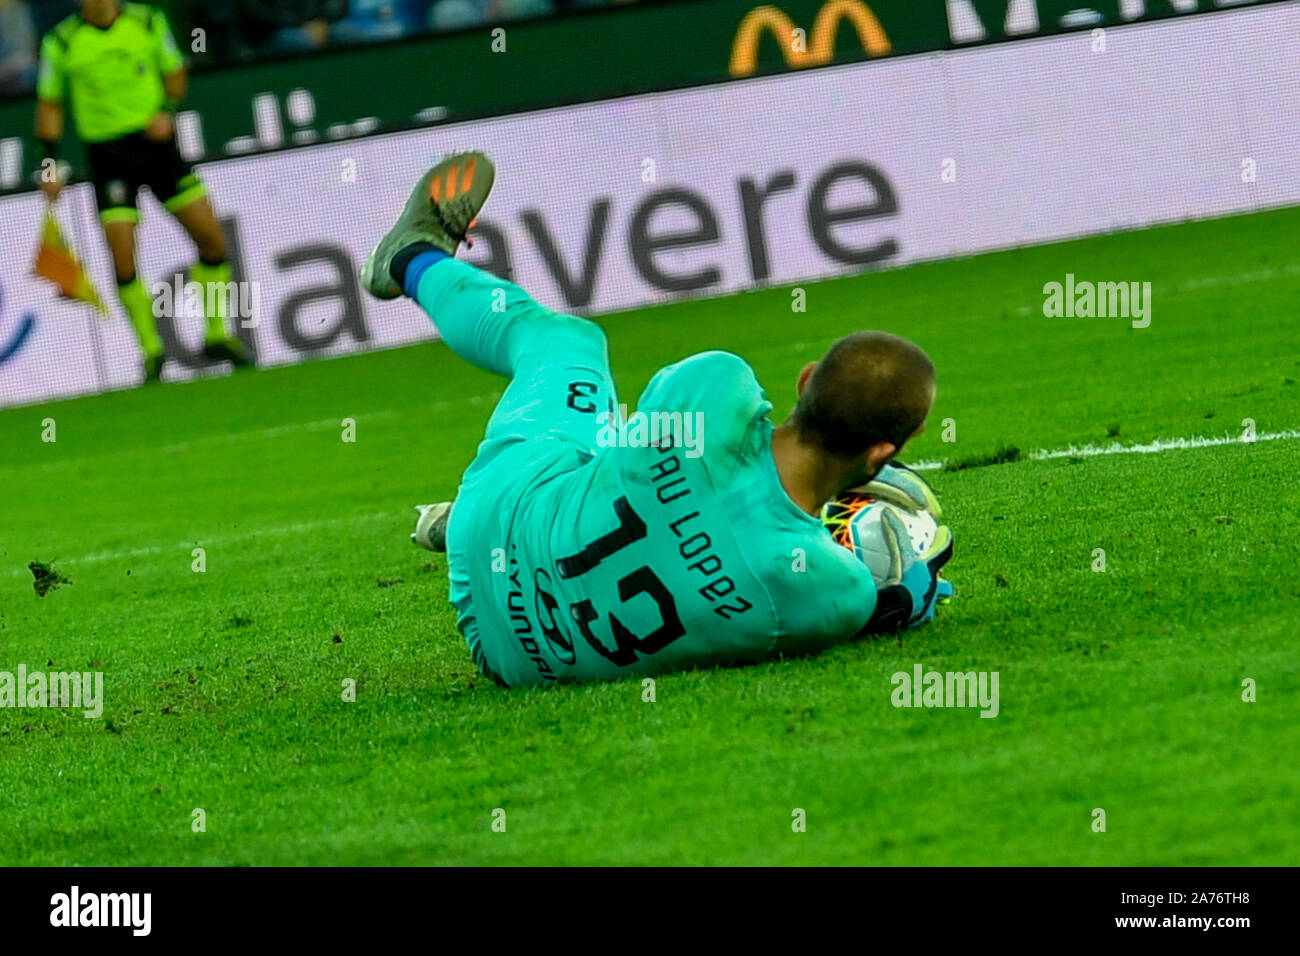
853, 461, 942, 519
863, 510, 954, 633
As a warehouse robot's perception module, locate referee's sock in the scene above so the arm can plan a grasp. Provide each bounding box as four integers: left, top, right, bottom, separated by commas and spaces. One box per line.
191, 259, 233, 342
116, 278, 164, 360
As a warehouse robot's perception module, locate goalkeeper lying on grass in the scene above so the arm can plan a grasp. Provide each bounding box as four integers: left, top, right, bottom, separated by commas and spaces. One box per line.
360, 152, 953, 687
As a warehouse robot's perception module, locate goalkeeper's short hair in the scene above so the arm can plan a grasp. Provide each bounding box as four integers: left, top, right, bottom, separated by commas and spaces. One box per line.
789, 330, 936, 457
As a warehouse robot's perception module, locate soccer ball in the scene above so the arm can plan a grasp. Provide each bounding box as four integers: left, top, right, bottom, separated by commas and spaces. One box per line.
821, 493, 939, 587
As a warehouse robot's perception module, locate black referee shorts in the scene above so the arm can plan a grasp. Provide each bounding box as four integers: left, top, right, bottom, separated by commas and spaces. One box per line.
83, 130, 206, 225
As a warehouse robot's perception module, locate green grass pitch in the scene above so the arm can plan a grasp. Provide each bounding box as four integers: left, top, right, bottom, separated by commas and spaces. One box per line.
2, 206, 1297, 865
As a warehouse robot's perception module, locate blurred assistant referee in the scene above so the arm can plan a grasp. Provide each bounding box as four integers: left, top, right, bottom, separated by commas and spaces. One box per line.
35, 0, 251, 381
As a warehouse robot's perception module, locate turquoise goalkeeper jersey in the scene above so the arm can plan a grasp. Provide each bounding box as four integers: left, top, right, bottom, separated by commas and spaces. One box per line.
450, 350, 879, 686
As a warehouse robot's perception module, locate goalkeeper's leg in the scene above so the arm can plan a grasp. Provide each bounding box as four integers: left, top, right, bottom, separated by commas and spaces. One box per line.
399, 256, 614, 554
401, 258, 616, 678
360, 152, 616, 553
361, 151, 616, 451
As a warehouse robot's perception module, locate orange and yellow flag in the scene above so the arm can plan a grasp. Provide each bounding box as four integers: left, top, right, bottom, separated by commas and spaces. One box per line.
31, 207, 108, 316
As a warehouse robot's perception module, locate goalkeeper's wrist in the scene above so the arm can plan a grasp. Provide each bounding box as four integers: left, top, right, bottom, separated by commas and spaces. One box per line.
162, 95, 181, 114
38, 138, 59, 162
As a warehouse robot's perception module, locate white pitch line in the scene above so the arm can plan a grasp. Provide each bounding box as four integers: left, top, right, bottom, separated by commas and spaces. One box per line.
1032, 428, 1300, 459
1174, 262, 1300, 293
909, 428, 1300, 471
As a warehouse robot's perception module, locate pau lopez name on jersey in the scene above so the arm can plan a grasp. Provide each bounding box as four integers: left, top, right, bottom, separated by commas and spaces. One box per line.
649, 436, 753, 620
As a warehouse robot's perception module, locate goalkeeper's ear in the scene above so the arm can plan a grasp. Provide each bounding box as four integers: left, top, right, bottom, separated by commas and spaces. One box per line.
795, 360, 817, 396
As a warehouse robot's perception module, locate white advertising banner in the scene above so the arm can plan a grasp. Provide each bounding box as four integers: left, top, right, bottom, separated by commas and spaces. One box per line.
2, 1, 1297, 408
